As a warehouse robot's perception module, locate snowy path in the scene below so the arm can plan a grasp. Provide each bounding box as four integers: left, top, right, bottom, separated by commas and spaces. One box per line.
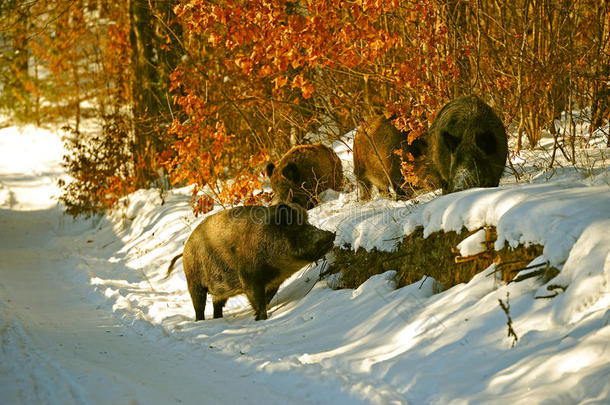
0, 126, 348, 405
0, 210, 290, 404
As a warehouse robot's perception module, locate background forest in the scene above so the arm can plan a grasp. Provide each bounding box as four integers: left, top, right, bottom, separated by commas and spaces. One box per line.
0, 0, 608, 216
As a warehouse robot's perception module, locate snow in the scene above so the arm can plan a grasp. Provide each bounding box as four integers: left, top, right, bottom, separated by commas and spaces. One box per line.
1, 118, 609, 404
0, 124, 64, 210
456, 228, 487, 257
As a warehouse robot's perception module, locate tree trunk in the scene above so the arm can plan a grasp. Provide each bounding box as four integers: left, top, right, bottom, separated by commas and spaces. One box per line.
130, 0, 164, 187
13, 5, 30, 118
129, 0, 182, 188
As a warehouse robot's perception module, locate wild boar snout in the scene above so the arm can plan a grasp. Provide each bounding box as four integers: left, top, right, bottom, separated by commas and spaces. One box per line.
449, 165, 477, 192
296, 226, 335, 261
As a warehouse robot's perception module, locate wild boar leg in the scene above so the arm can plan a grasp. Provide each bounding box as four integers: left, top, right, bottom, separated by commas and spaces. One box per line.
244, 282, 268, 321
265, 285, 280, 307
212, 297, 227, 319
186, 281, 208, 321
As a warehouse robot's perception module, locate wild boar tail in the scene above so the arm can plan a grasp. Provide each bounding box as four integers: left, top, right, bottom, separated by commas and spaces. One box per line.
165, 253, 184, 280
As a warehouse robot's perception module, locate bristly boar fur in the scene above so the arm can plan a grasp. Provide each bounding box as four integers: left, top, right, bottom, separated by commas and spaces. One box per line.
266, 144, 344, 209
166, 203, 335, 321
353, 115, 428, 199
353, 95, 508, 199
429, 95, 508, 193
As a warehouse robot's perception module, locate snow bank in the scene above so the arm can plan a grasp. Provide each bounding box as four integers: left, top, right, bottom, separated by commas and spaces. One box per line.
311, 178, 610, 275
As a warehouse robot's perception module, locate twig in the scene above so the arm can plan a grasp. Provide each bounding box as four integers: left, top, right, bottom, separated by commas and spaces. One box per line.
498, 292, 518, 347
510, 268, 545, 283
317, 258, 333, 280
535, 293, 559, 299
454, 251, 493, 263
535, 283, 567, 299
507, 261, 549, 273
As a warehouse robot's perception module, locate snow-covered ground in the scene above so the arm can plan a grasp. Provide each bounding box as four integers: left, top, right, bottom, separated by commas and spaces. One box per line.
1, 120, 609, 404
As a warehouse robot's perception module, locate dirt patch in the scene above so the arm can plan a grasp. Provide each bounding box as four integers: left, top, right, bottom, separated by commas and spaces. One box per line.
326, 226, 550, 291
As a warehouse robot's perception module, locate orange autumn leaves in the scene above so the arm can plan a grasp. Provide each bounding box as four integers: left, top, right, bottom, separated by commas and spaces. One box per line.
165, 0, 458, 213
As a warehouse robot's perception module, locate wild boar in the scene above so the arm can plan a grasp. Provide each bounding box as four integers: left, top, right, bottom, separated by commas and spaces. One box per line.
166, 203, 335, 321
428, 95, 508, 192
353, 115, 428, 200
353, 96, 508, 199
266, 144, 344, 209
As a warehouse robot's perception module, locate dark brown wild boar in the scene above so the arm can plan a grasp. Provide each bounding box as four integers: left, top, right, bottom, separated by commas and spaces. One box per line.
166, 203, 335, 321
266, 144, 344, 209
428, 95, 508, 193
353, 96, 508, 199
353, 116, 428, 200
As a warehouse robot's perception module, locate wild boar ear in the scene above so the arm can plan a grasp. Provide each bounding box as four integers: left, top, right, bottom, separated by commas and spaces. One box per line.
410, 137, 427, 158
266, 162, 275, 177
282, 163, 300, 183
